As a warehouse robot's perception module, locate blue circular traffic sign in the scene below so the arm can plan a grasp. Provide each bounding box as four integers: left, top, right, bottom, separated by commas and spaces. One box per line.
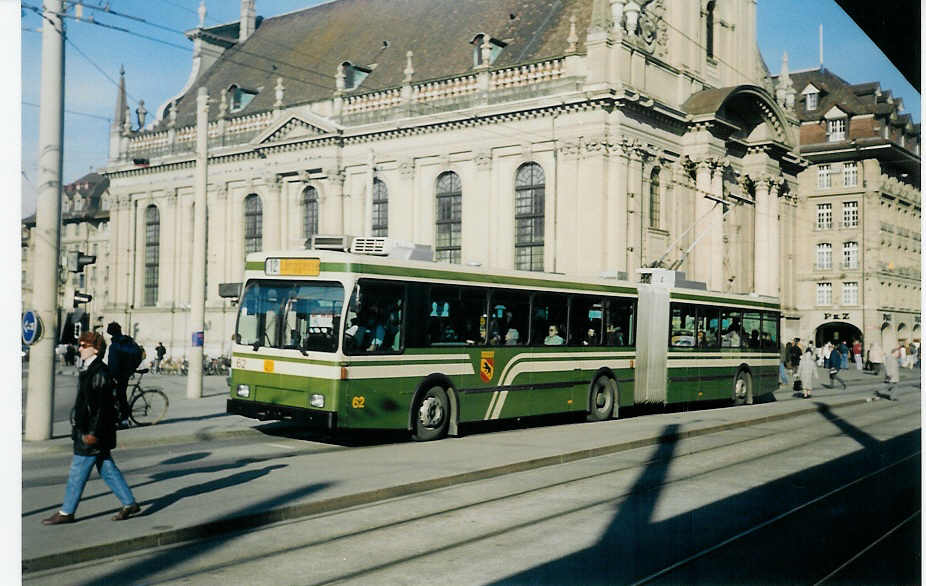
22, 310, 42, 345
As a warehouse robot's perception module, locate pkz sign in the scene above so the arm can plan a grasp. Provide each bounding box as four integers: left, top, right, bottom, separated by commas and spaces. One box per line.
823, 313, 851, 320
22, 310, 43, 345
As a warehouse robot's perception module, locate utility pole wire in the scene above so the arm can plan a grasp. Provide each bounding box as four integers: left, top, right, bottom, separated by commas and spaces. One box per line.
66, 0, 185, 36
23, 100, 112, 122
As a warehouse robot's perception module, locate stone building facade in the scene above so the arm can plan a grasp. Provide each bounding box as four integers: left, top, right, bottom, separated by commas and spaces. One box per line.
29, 0, 808, 358
772, 64, 921, 350
22, 173, 113, 343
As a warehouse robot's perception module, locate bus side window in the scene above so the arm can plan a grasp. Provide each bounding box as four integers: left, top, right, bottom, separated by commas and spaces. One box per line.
405, 283, 429, 347
489, 289, 529, 346
460, 287, 488, 345
669, 303, 696, 348
570, 296, 604, 346
720, 309, 744, 348
607, 298, 634, 347
760, 311, 779, 349
743, 312, 762, 348
345, 280, 404, 353
696, 306, 721, 349
532, 294, 567, 346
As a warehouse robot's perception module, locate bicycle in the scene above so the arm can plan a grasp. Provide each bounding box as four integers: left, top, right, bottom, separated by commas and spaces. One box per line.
127, 368, 169, 426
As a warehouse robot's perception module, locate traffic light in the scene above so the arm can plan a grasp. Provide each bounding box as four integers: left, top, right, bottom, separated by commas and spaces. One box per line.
66, 250, 96, 273
73, 292, 93, 308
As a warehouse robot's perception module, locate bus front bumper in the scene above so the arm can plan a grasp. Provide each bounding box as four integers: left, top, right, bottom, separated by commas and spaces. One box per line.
226, 398, 337, 429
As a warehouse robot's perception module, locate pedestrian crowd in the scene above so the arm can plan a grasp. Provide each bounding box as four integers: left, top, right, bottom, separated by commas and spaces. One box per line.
780, 335, 919, 400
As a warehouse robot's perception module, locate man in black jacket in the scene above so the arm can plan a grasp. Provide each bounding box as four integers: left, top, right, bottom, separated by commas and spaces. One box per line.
42, 331, 141, 525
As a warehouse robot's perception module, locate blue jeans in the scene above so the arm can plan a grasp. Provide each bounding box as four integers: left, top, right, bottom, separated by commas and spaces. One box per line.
61, 453, 136, 515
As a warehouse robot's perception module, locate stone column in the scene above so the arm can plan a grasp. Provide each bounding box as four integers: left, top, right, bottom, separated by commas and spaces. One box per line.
398, 158, 416, 242
606, 141, 628, 274
768, 177, 783, 297
213, 185, 228, 283
555, 140, 582, 273
263, 172, 283, 250
625, 147, 644, 275
577, 137, 608, 274
325, 167, 346, 236
709, 160, 724, 290
692, 159, 713, 285
473, 152, 493, 267
753, 175, 771, 296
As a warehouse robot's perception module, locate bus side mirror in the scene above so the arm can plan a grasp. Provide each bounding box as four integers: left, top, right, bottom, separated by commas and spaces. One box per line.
219, 283, 242, 301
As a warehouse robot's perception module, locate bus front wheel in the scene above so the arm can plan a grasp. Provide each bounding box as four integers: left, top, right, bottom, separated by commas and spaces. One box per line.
412, 386, 450, 441
587, 375, 616, 422
733, 370, 753, 405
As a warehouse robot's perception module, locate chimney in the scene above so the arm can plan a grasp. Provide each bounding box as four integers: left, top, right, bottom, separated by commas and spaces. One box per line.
240, 0, 256, 43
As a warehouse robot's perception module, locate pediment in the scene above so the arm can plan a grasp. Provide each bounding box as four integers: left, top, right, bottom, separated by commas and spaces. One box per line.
252, 113, 339, 145
823, 106, 847, 120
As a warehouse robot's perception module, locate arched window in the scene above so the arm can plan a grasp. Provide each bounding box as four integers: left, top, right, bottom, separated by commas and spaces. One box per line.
706, 1, 715, 59
649, 168, 661, 229
514, 162, 545, 271
435, 171, 462, 264
244, 194, 262, 255
372, 178, 388, 237
144, 204, 159, 306
303, 186, 319, 241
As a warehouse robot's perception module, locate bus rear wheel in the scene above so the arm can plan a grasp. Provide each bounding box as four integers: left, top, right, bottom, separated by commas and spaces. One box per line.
733, 370, 753, 405
412, 386, 450, 441
586, 375, 615, 422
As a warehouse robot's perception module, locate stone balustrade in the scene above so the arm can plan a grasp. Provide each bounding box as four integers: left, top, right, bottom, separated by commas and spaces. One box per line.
490, 59, 564, 90
124, 57, 567, 158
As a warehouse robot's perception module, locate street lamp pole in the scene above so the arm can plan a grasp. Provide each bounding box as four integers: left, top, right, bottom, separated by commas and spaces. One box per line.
25, 0, 66, 441
186, 87, 209, 399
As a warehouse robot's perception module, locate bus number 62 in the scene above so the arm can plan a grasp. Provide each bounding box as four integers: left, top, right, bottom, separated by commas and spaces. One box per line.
351, 396, 365, 409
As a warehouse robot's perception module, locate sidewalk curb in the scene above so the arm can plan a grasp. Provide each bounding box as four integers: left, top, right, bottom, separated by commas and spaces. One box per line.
22, 395, 873, 574
21, 427, 266, 459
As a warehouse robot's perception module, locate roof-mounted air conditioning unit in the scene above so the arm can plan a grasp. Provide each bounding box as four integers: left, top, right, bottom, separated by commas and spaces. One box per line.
351, 237, 433, 261
308, 234, 353, 252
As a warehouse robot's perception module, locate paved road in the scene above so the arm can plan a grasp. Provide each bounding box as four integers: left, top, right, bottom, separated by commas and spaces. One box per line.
21, 362, 921, 583
25, 385, 920, 584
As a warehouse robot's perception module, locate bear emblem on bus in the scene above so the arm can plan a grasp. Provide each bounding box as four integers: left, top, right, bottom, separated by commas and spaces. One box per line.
480, 351, 495, 383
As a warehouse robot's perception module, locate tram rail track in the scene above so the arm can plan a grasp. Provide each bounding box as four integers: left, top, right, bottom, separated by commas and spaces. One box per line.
23, 394, 919, 578
60, 399, 919, 585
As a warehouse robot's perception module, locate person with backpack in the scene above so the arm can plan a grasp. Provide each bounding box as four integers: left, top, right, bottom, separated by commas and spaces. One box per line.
42, 331, 141, 525
106, 322, 145, 426
155, 342, 167, 374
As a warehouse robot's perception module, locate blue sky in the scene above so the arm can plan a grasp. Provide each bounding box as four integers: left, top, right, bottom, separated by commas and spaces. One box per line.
18, 0, 921, 218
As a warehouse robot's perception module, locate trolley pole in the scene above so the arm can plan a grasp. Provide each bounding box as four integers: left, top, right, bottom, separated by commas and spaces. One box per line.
186, 87, 208, 399
25, 0, 65, 441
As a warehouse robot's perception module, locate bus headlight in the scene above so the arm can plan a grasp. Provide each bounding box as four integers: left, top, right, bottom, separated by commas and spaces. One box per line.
310, 394, 325, 408
236, 384, 251, 398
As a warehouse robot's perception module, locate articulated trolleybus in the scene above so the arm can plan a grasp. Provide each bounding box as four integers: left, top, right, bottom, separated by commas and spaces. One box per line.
225, 236, 781, 440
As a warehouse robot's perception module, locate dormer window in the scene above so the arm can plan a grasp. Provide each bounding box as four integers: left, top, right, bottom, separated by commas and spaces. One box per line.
802, 84, 820, 111
805, 90, 818, 110
340, 61, 371, 90
228, 84, 257, 112
827, 118, 846, 142
471, 33, 506, 67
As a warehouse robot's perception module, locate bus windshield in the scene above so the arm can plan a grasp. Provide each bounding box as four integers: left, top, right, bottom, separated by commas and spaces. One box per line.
236, 280, 344, 353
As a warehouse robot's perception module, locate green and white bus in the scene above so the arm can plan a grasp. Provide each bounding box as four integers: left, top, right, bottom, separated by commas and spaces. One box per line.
225, 237, 780, 440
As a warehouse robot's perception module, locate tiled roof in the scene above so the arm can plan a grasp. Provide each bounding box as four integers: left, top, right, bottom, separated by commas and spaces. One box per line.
774, 68, 915, 129
157, 0, 590, 129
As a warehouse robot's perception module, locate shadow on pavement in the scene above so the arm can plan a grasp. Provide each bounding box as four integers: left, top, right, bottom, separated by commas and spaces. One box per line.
142, 464, 289, 516
488, 410, 918, 584
95, 479, 333, 585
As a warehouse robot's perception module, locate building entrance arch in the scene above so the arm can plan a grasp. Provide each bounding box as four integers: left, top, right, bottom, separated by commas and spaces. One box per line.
815, 321, 862, 347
